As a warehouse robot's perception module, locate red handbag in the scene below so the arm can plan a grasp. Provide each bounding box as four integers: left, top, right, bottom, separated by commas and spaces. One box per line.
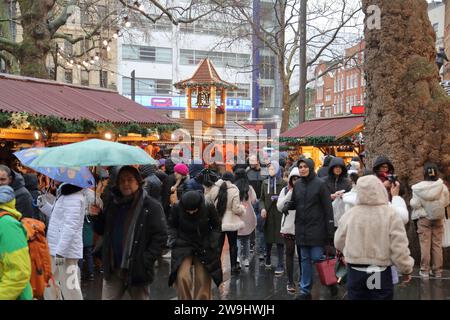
315, 255, 338, 286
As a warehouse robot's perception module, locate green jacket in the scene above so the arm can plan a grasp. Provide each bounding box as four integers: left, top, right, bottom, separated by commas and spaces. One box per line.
0, 204, 33, 300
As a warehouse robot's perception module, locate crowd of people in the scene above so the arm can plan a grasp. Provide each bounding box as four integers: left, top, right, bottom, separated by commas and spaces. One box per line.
0, 150, 449, 301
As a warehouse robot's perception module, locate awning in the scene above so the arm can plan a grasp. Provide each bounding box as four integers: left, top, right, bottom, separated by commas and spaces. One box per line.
0, 73, 172, 124
280, 116, 364, 144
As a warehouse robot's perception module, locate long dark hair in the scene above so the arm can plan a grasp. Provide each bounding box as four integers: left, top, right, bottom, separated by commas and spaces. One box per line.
233, 168, 249, 201
216, 171, 234, 218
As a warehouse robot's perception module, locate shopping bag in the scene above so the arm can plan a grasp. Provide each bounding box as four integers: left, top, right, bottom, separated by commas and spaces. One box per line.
332, 197, 345, 227
442, 208, 450, 248
334, 251, 347, 285
316, 256, 338, 286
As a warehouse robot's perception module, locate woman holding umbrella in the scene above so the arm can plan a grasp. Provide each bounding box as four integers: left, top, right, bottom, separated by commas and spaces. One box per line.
91, 166, 168, 300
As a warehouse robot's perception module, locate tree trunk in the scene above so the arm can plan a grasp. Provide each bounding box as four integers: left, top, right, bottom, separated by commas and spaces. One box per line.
280, 80, 291, 133
363, 0, 450, 265
16, 0, 54, 79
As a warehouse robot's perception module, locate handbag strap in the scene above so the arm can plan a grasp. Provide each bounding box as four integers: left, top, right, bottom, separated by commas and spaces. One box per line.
446, 207, 448, 220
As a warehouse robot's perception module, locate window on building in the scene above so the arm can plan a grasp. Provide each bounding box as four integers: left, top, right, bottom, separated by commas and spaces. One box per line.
122, 45, 172, 63
65, 70, 73, 84
100, 70, 108, 88
260, 85, 274, 109
81, 70, 89, 86
226, 84, 250, 99
326, 90, 331, 102
353, 74, 358, 88
316, 86, 323, 100
122, 78, 172, 96
179, 49, 250, 68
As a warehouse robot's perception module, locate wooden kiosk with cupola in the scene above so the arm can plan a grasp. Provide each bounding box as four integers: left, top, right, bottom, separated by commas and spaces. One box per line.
174, 58, 237, 128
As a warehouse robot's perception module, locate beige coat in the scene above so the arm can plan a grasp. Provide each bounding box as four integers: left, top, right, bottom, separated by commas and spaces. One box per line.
334, 175, 414, 275
410, 179, 450, 221
205, 180, 246, 232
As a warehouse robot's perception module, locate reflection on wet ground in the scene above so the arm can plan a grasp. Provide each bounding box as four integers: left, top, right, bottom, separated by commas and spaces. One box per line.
81, 249, 450, 300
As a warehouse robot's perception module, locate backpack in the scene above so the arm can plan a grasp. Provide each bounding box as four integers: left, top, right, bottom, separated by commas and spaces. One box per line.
0, 212, 53, 299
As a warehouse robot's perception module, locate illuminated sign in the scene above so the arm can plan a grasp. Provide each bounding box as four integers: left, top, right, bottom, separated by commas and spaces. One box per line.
124, 95, 252, 112
351, 106, 365, 114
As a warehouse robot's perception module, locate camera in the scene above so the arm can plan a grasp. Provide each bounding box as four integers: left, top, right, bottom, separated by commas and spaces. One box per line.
387, 174, 397, 184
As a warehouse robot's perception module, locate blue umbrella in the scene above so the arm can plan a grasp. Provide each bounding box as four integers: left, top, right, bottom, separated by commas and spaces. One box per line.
14, 148, 95, 189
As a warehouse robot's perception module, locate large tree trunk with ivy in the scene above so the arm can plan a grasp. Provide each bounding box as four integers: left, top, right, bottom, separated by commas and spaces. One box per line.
17, 0, 55, 78
362, 0, 450, 264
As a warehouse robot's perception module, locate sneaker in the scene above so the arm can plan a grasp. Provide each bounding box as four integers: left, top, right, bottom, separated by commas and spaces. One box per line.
419, 270, 430, 279
88, 273, 95, 281
295, 293, 312, 300
243, 258, 250, 267
259, 253, 265, 261
275, 266, 284, 276
286, 283, 296, 294
265, 257, 272, 268
161, 250, 171, 259
432, 271, 442, 278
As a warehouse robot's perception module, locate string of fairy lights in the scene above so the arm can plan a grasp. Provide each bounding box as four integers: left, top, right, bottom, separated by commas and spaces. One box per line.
56, 1, 144, 70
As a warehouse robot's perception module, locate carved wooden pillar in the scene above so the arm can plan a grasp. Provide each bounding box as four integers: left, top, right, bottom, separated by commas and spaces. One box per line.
210, 86, 216, 125
186, 87, 192, 119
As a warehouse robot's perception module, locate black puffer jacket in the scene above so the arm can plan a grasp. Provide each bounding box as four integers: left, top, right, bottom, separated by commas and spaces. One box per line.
247, 167, 267, 199
168, 197, 222, 287
140, 165, 163, 201
23, 173, 40, 219
10, 171, 34, 219
288, 158, 334, 247
93, 189, 168, 286
323, 157, 352, 194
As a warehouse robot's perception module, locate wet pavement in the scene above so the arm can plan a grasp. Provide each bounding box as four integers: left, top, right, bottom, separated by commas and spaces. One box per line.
80, 247, 450, 300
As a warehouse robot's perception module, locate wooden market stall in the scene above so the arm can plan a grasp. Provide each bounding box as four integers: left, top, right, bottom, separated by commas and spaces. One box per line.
280, 116, 365, 169
0, 73, 174, 163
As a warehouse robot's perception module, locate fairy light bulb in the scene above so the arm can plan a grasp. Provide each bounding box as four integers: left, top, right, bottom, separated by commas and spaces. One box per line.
103, 39, 108, 46
106, 45, 111, 52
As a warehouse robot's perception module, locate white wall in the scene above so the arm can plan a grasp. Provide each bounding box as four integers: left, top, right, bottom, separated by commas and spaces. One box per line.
428, 2, 445, 49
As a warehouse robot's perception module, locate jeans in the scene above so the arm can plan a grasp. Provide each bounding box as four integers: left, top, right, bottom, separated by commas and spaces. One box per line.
238, 235, 250, 260
347, 265, 393, 300
298, 246, 324, 295
254, 201, 266, 254
78, 246, 94, 275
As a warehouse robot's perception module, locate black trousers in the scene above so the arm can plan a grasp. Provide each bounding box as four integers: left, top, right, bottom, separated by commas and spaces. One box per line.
347, 265, 394, 300
219, 231, 238, 269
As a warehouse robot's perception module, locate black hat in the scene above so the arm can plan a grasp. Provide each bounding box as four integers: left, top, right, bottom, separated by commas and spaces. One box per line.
181, 191, 203, 211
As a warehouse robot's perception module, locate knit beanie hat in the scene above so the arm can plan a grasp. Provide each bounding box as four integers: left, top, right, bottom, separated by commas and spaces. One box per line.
181, 191, 203, 211
174, 163, 189, 176
139, 164, 157, 179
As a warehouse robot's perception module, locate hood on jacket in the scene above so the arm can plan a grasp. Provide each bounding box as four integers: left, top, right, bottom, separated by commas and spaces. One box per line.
372, 156, 394, 174
288, 167, 300, 188
23, 173, 39, 191
298, 158, 316, 181
0, 185, 21, 219
424, 162, 439, 181
328, 157, 348, 177
189, 161, 204, 178
355, 175, 389, 206
322, 155, 334, 167
165, 159, 175, 175
412, 178, 446, 201
10, 171, 25, 191
59, 183, 83, 196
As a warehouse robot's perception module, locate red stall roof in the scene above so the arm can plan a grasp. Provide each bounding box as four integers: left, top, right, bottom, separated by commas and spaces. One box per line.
0, 73, 172, 124
281, 116, 364, 139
